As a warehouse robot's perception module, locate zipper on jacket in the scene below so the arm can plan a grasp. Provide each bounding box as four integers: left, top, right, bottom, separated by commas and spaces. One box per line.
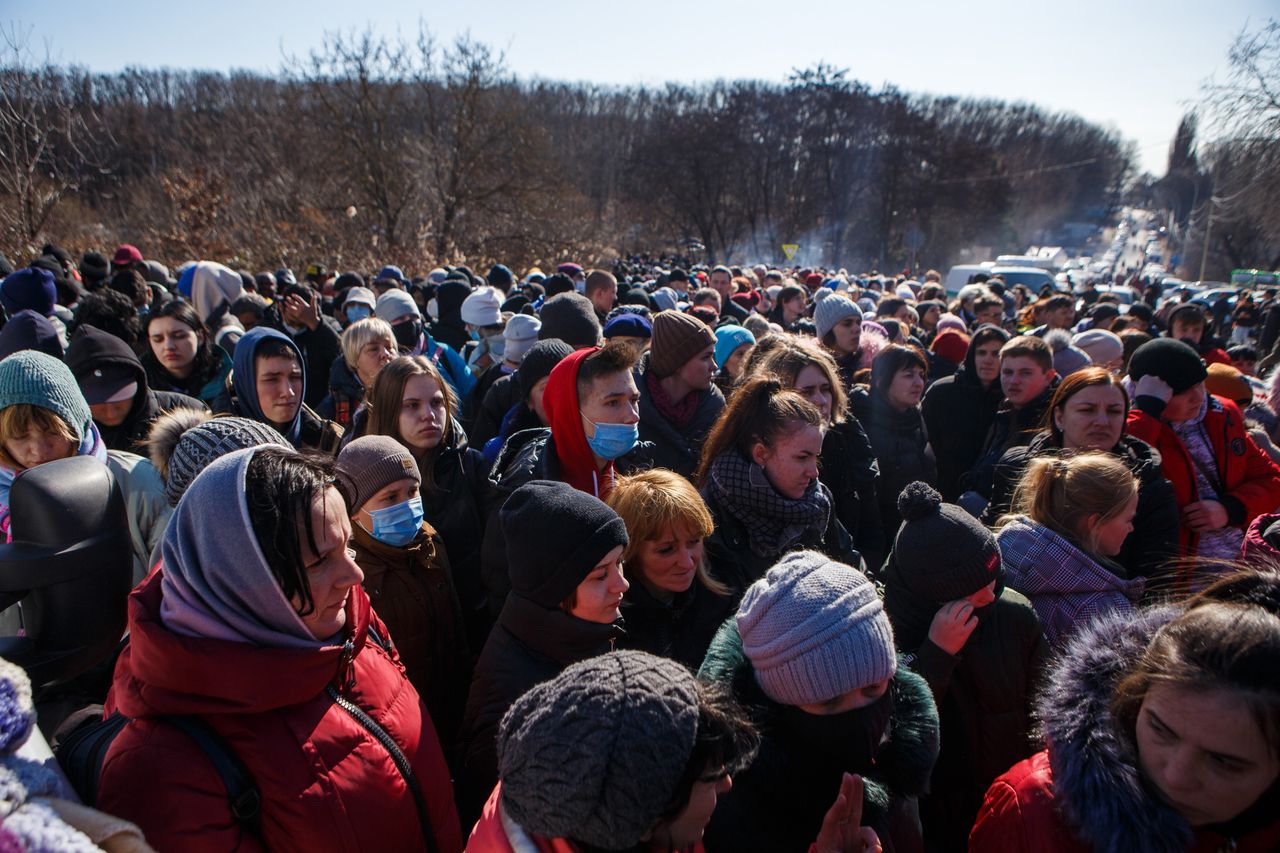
335, 637, 357, 694
325, 685, 438, 853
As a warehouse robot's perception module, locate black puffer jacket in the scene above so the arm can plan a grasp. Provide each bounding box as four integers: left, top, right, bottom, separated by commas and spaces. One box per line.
636, 356, 726, 479
616, 578, 733, 670
699, 620, 939, 853
469, 370, 523, 450
881, 563, 1049, 853
849, 387, 937, 539
420, 420, 493, 649
981, 431, 1180, 581
921, 353, 1005, 501
821, 417, 886, 570
458, 593, 616, 827
962, 380, 1058, 500
460, 361, 513, 438
700, 479, 859, 606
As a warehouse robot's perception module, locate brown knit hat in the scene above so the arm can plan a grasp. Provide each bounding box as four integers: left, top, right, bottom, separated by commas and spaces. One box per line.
334, 436, 422, 513
649, 311, 716, 378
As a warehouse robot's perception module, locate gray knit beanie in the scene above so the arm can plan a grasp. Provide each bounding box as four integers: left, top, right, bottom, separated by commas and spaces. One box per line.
334, 436, 421, 513
814, 294, 863, 340
737, 550, 896, 705
498, 651, 700, 849
164, 416, 288, 506
0, 350, 91, 444
538, 293, 601, 348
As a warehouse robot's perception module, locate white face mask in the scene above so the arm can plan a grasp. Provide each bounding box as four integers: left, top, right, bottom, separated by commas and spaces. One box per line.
427, 298, 439, 321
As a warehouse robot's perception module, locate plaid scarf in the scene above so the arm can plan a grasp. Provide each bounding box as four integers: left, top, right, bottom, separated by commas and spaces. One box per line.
708, 450, 832, 558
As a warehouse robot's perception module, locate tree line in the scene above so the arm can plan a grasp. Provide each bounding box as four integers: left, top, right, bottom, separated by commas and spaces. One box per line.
1, 24, 1135, 273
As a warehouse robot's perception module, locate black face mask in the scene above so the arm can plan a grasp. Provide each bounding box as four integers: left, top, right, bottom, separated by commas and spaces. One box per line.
393, 319, 422, 350
774, 688, 894, 772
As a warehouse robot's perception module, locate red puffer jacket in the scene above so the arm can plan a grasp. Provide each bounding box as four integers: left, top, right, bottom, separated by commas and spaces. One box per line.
99, 570, 463, 853
1126, 394, 1280, 578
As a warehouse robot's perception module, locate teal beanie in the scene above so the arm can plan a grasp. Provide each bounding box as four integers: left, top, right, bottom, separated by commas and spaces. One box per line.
0, 350, 92, 443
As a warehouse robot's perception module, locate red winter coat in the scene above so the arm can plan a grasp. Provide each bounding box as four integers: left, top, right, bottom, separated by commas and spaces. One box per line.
970, 750, 1280, 853
99, 570, 463, 853
1126, 394, 1280, 580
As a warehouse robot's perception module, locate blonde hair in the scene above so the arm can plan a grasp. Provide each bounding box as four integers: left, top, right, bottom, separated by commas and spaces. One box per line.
0, 405, 77, 470
340, 317, 396, 372
607, 469, 727, 596
1008, 451, 1137, 555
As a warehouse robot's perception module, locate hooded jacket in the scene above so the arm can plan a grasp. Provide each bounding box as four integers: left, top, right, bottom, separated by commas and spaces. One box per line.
970, 606, 1280, 853
983, 431, 1180, 583
698, 620, 939, 853
65, 324, 205, 452
920, 328, 1009, 500
880, 558, 1049, 852
228, 327, 342, 454
431, 281, 473, 354
635, 353, 725, 479
962, 379, 1059, 501
317, 354, 365, 428
1127, 392, 1280, 580
98, 449, 462, 853
996, 515, 1145, 650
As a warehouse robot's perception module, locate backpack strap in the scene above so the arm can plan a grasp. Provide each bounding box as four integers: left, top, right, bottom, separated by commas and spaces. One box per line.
165, 715, 261, 838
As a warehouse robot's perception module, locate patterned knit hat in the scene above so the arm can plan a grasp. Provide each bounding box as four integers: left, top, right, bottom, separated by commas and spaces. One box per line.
814, 294, 862, 340
0, 351, 91, 445
737, 550, 896, 705
334, 436, 421, 513
162, 415, 288, 507
893, 481, 1001, 601
649, 311, 716, 378
498, 651, 700, 849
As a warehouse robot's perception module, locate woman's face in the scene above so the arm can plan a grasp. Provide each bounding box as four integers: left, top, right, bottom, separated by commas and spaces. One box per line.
3, 422, 75, 471
784, 295, 805, 318
886, 365, 926, 410
1162, 382, 1206, 423
830, 315, 861, 356
294, 487, 365, 639
1136, 682, 1280, 827
1054, 384, 1127, 450
972, 340, 1003, 386
651, 771, 734, 849
793, 364, 834, 423
723, 343, 753, 380
149, 316, 200, 377
634, 523, 704, 599
752, 423, 823, 500
354, 337, 396, 389
398, 374, 448, 453
569, 544, 629, 624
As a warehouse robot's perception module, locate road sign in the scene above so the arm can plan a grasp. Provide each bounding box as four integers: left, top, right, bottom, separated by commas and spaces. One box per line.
782, 243, 799, 260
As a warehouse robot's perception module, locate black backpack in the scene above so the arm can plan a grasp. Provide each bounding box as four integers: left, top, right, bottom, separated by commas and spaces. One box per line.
56, 707, 261, 837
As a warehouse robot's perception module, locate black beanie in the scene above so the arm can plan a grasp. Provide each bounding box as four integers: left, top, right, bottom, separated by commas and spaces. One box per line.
893, 482, 1001, 601
538, 293, 601, 348
501, 480, 629, 608
1128, 338, 1207, 394
518, 339, 574, 401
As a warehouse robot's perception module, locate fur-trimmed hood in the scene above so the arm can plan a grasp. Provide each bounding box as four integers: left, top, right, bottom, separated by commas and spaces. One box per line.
1037, 605, 1192, 852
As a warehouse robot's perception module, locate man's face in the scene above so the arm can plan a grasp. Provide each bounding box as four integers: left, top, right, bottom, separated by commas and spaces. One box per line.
255, 354, 304, 426
1000, 355, 1053, 408
1171, 319, 1203, 345
1048, 306, 1075, 329
974, 305, 1002, 327
590, 281, 617, 314
710, 271, 733, 299
579, 370, 640, 429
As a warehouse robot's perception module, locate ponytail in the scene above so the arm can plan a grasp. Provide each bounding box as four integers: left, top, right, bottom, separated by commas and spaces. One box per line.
695, 376, 823, 488
1006, 451, 1136, 555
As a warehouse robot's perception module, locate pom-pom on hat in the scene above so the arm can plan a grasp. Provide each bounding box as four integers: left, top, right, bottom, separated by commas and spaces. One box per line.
893, 481, 1001, 601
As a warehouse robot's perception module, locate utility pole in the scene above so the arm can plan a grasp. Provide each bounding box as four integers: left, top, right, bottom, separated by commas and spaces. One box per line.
1199, 198, 1215, 283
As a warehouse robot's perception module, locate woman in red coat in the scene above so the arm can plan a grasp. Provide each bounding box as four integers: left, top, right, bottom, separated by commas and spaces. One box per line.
970, 566, 1280, 853
98, 446, 463, 853
1125, 338, 1280, 590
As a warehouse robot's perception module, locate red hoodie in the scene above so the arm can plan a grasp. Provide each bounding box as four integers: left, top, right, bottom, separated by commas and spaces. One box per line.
543, 346, 615, 498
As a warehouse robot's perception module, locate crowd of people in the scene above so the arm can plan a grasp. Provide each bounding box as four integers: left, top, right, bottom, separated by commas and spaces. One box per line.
0, 243, 1277, 852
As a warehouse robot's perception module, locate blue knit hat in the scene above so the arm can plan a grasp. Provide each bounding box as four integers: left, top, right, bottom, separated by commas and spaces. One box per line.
714, 325, 755, 370
0, 350, 92, 444
737, 550, 896, 705
0, 268, 57, 318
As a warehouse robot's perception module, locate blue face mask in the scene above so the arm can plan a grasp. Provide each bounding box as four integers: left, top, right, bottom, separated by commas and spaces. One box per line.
582, 414, 639, 460
346, 304, 372, 323
367, 496, 424, 547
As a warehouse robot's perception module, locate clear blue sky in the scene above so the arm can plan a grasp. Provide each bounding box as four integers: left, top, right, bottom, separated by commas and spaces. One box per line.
7, 0, 1273, 175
